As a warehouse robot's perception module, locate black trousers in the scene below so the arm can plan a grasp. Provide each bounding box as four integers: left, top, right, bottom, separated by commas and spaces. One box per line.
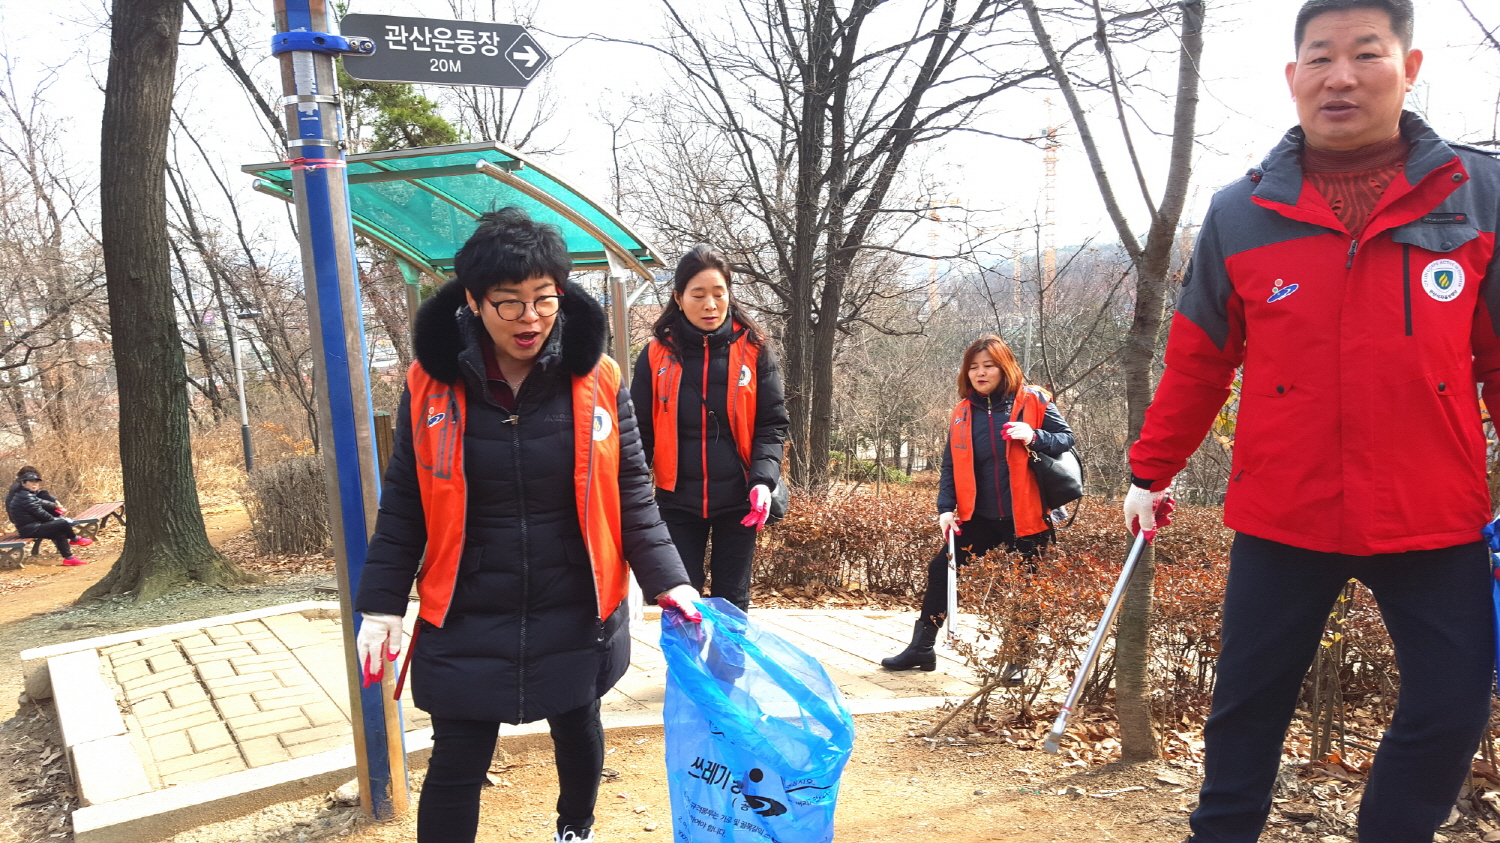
661, 508, 758, 612
1191, 534, 1494, 843
419, 699, 604, 843
918, 516, 1051, 626
18, 520, 75, 557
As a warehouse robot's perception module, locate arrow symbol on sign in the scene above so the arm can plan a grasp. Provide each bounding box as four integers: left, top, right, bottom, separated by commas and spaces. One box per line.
511, 45, 540, 67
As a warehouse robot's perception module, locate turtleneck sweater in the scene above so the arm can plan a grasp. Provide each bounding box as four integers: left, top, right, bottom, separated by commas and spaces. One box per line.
1301, 132, 1410, 238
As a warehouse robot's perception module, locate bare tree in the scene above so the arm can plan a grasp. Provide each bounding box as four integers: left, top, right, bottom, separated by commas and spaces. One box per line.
90, 0, 255, 601
1458, 0, 1500, 148
597, 0, 1077, 488
1021, 0, 1205, 761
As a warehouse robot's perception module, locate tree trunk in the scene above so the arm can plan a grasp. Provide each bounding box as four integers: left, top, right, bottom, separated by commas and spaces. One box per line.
87, 0, 255, 603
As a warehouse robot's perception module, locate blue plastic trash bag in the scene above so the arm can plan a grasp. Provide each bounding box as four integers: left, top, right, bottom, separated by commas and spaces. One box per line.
661, 598, 855, 843
1483, 520, 1500, 688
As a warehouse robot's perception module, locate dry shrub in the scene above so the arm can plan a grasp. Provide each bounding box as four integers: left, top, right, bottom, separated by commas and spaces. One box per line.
243, 455, 330, 555
756, 487, 935, 596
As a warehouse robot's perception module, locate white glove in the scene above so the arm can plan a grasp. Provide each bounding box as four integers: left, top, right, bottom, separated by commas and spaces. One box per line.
938, 511, 961, 538
356, 612, 404, 685
1001, 421, 1036, 444
1122, 485, 1171, 539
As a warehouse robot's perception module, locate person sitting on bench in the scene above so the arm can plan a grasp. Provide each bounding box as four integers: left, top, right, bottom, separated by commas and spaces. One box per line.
5, 466, 91, 565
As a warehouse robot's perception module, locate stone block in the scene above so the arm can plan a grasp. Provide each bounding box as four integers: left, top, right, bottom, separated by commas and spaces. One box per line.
158, 754, 248, 786
121, 666, 194, 698
252, 685, 323, 705
138, 700, 213, 730
141, 707, 220, 738
229, 712, 310, 741
50, 651, 126, 748
176, 634, 212, 651
194, 659, 234, 680
228, 654, 298, 672
181, 642, 255, 661
202, 674, 280, 696
215, 693, 260, 719
234, 621, 270, 636
154, 743, 240, 776
286, 735, 349, 758
112, 659, 152, 684
70, 735, 152, 806
187, 722, 233, 752
302, 701, 347, 727
147, 730, 192, 762
107, 644, 176, 668
240, 735, 290, 767
165, 683, 210, 709
128, 693, 170, 718
278, 722, 351, 747
145, 651, 188, 674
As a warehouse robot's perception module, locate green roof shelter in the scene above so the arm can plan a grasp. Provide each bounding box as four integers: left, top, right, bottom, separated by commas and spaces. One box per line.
243, 141, 663, 381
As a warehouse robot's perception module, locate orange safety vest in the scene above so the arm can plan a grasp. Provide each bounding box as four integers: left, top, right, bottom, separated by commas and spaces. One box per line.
405, 356, 630, 627
949, 385, 1050, 537
645, 329, 759, 492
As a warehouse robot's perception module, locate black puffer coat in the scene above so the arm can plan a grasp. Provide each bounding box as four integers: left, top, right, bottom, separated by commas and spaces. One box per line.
937, 390, 1075, 519
6, 485, 63, 534
355, 280, 689, 724
630, 314, 789, 519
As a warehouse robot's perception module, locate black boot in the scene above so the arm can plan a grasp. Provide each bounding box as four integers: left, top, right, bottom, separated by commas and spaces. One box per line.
881, 620, 939, 671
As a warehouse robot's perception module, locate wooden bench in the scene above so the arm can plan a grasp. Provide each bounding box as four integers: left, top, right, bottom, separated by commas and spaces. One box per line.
0, 502, 124, 569
71, 501, 125, 538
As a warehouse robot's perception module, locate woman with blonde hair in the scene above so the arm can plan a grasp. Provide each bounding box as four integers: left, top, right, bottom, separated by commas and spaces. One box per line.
881, 334, 1074, 671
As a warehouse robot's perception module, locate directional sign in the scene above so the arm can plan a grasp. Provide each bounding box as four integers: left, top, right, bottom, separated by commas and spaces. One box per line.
339, 14, 551, 89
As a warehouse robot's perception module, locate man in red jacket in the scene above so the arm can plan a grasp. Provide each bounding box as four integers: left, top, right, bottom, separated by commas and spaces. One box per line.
1123, 0, 1500, 839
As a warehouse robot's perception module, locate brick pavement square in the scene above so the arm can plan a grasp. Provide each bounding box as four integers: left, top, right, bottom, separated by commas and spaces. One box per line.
187, 722, 233, 752
252, 685, 324, 704
122, 666, 195, 698
160, 755, 247, 786
216, 693, 260, 719
228, 654, 298, 672
249, 637, 290, 656
156, 744, 240, 777
203, 672, 281, 693
112, 659, 152, 683
274, 668, 312, 687
278, 722, 351, 747
165, 683, 210, 709
240, 735, 291, 767
147, 730, 192, 762
138, 700, 214, 730
109, 643, 177, 667
141, 707, 220, 737
302, 701, 346, 727
194, 659, 235, 680
204, 624, 240, 642
229, 712, 310, 741
145, 651, 188, 673
128, 693, 169, 718
287, 735, 348, 759
235, 621, 269, 635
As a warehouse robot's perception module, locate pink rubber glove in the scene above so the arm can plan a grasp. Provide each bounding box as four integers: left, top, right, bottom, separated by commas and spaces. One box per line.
658, 585, 703, 623
56, 506, 68, 515
740, 484, 771, 531
1001, 422, 1036, 444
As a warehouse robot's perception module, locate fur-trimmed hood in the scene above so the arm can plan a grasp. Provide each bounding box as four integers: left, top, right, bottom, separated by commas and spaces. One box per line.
411, 279, 610, 385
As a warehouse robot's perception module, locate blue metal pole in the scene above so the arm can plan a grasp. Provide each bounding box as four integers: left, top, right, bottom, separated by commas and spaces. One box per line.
272, 0, 409, 819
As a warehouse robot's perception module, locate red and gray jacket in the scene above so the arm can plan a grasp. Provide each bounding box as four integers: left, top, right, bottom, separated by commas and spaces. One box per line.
1130, 112, 1500, 554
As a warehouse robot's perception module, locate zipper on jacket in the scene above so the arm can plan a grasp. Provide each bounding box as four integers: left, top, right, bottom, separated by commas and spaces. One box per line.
701, 343, 711, 519
986, 395, 1005, 518
512, 381, 533, 723
1345, 238, 1358, 270
1402, 244, 1413, 336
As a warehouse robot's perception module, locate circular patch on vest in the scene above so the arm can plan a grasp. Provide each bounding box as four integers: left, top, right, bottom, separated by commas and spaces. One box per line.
592, 406, 613, 441
739, 364, 753, 387
1422, 259, 1465, 302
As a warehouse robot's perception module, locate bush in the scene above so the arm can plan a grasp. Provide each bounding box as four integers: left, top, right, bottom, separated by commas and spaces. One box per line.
756, 488, 934, 595
243, 455, 330, 555
827, 452, 910, 484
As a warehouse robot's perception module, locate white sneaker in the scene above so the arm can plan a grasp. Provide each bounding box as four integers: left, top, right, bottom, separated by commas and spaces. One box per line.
554, 827, 593, 843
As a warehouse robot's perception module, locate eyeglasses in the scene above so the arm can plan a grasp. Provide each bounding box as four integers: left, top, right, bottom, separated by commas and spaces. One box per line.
485, 295, 561, 321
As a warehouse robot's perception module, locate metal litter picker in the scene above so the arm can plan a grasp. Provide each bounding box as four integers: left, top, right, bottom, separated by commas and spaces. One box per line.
944, 526, 960, 649
1043, 531, 1149, 754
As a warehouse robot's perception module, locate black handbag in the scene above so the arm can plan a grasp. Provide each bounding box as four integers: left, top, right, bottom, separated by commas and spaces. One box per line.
1029, 445, 1085, 511
766, 478, 791, 525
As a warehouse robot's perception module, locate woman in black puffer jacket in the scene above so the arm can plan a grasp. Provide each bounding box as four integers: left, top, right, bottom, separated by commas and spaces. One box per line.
354, 209, 696, 843
5, 466, 91, 564
630, 245, 788, 612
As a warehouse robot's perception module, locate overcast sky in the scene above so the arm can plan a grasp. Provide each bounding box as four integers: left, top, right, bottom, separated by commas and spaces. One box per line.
1, 0, 1496, 260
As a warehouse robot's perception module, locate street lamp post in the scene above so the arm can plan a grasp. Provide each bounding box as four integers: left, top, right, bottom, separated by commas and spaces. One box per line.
227, 309, 261, 471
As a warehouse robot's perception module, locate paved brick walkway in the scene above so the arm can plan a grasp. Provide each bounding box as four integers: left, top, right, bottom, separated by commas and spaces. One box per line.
29, 600, 980, 842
